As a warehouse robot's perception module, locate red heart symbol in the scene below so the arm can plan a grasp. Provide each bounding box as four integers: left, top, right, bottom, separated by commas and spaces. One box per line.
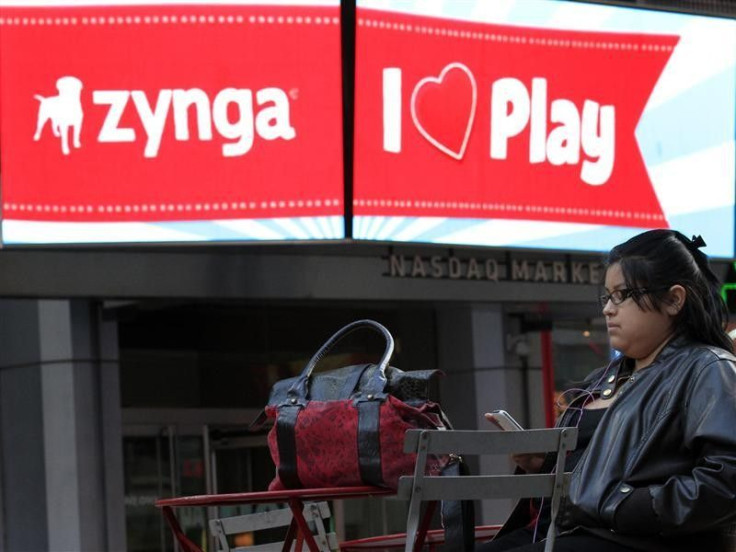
411, 63, 477, 160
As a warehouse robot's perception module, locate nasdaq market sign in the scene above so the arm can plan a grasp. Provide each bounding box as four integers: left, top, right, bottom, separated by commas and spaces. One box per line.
353, 0, 736, 257
0, 1, 344, 244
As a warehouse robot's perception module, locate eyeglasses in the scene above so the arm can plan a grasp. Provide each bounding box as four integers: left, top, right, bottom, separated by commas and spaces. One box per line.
598, 287, 668, 308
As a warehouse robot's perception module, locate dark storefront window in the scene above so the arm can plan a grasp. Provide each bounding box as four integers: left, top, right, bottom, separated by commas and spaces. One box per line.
117, 304, 436, 409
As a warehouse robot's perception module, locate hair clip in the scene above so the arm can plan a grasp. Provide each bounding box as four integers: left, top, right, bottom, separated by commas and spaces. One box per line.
690, 235, 707, 249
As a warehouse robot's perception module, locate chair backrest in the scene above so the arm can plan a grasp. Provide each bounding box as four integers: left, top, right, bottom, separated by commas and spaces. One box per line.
398, 427, 578, 552
209, 501, 338, 552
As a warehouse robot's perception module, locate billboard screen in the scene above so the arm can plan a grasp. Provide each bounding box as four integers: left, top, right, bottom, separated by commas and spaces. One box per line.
353, 0, 736, 257
0, 0, 344, 244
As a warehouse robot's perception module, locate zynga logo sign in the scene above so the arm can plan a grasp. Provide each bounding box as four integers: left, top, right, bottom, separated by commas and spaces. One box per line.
383, 63, 615, 186
2, 3, 344, 226
34, 75, 296, 158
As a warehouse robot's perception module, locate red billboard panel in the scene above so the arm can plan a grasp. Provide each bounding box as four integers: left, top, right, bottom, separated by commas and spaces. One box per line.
354, 7, 677, 230
0, 2, 343, 243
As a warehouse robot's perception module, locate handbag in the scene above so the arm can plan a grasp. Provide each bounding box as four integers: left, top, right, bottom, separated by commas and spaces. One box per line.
263, 319, 450, 490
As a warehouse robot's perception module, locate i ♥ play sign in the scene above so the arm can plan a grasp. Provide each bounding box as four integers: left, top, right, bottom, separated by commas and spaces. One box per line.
354, 8, 678, 228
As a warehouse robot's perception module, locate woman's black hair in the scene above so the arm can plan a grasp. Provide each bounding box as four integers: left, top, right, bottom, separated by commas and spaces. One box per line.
606, 229, 733, 352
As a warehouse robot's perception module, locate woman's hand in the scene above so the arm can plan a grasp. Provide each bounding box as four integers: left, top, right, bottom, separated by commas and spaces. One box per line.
511, 453, 546, 473
483, 412, 545, 472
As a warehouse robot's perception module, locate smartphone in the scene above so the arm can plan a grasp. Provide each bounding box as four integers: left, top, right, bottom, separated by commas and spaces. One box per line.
485, 410, 524, 431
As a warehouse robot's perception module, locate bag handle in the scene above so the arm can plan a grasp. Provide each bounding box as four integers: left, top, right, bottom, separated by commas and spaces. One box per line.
286, 320, 394, 402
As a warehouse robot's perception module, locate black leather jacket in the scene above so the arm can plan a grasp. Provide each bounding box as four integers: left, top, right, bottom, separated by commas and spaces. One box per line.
502, 336, 736, 551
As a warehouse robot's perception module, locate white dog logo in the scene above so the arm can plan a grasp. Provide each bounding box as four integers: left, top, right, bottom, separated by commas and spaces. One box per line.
33, 76, 84, 155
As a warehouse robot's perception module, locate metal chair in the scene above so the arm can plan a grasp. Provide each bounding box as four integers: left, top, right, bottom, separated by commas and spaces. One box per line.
209, 501, 338, 552
398, 427, 578, 552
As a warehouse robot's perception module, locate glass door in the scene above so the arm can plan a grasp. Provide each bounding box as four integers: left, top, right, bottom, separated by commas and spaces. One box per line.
123, 420, 274, 552
123, 424, 210, 552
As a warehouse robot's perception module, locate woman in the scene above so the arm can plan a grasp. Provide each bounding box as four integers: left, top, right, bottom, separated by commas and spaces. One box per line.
480, 229, 736, 552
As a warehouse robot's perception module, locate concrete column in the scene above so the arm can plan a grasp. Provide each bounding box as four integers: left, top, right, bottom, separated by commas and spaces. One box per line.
0, 299, 125, 552
436, 303, 528, 525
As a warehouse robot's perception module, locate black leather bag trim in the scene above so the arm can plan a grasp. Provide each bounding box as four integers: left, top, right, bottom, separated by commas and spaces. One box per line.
275, 405, 302, 489
357, 400, 384, 486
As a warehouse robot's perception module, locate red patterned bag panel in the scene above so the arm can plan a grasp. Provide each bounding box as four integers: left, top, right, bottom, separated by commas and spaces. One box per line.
265, 395, 444, 490
378, 396, 445, 487
267, 401, 361, 489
